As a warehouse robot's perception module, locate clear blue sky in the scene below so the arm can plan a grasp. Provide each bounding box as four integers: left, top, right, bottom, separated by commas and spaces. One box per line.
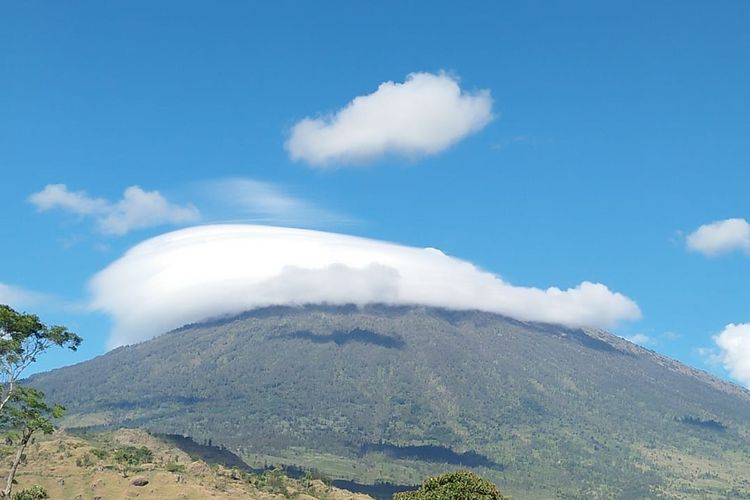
1, 1, 749, 382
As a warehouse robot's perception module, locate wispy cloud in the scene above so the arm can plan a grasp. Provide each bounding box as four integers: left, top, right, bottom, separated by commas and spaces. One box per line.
28, 184, 109, 215
620, 330, 679, 347
624, 333, 653, 346
286, 72, 494, 167
31, 179, 352, 237
491, 135, 531, 151
29, 184, 200, 236
0, 282, 45, 309
686, 218, 750, 257
98, 186, 200, 235
202, 178, 352, 228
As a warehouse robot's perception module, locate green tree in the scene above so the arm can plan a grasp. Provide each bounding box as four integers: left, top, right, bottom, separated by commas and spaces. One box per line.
0, 305, 81, 413
0, 305, 81, 498
1, 388, 63, 497
393, 470, 510, 500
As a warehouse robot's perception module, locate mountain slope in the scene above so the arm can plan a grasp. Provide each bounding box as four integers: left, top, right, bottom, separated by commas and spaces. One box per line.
8, 428, 372, 499
29, 305, 750, 498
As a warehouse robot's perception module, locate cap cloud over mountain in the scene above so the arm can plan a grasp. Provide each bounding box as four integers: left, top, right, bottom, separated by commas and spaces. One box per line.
89, 224, 641, 347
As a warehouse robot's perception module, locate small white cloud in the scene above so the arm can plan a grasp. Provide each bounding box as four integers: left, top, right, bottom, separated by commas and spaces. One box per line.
29, 184, 199, 236
28, 184, 109, 215
204, 178, 351, 227
686, 218, 750, 256
660, 331, 680, 341
624, 333, 652, 346
98, 186, 199, 235
713, 323, 750, 388
286, 72, 494, 166
0, 283, 44, 309
89, 224, 641, 347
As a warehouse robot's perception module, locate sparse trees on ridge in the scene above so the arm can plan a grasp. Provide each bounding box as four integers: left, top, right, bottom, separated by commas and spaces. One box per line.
0, 305, 81, 498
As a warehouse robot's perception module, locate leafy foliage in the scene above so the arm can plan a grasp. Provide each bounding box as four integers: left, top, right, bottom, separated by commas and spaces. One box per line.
394, 470, 509, 500
165, 461, 185, 473
75, 453, 96, 468
11, 486, 48, 500
89, 447, 109, 459
113, 446, 154, 465
1, 387, 64, 437
0, 305, 81, 414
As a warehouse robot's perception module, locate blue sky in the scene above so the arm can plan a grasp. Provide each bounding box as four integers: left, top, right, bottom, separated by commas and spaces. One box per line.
1, 1, 749, 384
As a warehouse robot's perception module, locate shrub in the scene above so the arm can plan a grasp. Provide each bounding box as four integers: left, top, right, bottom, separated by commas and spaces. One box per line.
113, 446, 154, 465
12, 485, 49, 500
90, 448, 109, 459
75, 453, 96, 467
166, 461, 186, 473
393, 470, 509, 500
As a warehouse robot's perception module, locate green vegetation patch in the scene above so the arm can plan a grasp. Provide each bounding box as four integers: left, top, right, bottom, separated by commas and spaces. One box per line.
394, 470, 509, 500
112, 445, 154, 465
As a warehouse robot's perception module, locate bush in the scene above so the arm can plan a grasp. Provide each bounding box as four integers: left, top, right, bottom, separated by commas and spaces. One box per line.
262, 468, 288, 495
90, 448, 109, 459
113, 446, 154, 465
75, 453, 96, 467
13, 485, 49, 500
166, 461, 186, 473
393, 470, 509, 500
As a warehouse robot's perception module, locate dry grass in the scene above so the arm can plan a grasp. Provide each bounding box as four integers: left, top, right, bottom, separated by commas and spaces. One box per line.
3, 429, 372, 500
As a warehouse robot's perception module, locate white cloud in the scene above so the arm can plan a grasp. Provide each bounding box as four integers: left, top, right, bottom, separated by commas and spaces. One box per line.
714, 323, 750, 388
686, 218, 750, 256
660, 331, 680, 341
624, 333, 653, 346
28, 184, 109, 215
286, 72, 494, 166
98, 186, 200, 235
89, 225, 641, 348
0, 283, 44, 309
29, 184, 200, 236
203, 178, 352, 227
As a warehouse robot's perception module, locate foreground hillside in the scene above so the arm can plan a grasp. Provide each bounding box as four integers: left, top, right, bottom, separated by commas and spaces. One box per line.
30, 305, 750, 498
6, 428, 371, 499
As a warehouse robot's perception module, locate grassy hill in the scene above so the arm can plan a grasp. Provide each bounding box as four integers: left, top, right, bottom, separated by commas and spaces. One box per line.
28, 305, 750, 498
4, 428, 372, 499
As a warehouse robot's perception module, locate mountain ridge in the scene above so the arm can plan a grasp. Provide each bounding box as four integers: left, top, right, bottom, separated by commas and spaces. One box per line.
28, 304, 750, 498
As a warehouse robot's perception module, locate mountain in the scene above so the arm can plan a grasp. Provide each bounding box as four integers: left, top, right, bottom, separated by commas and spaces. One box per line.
29, 305, 750, 498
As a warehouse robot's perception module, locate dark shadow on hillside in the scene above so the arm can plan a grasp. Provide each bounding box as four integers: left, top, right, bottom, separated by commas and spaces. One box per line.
360, 443, 501, 469
281, 465, 414, 500
156, 433, 256, 471
565, 329, 624, 354
676, 415, 726, 432
332, 479, 415, 499
158, 433, 414, 500
533, 323, 628, 355
283, 328, 405, 349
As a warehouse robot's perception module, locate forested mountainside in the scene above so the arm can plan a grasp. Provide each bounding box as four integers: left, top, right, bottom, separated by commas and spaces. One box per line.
30, 305, 750, 498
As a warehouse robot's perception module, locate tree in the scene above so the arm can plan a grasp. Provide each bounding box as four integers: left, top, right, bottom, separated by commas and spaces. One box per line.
0, 305, 81, 414
0, 305, 81, 498
1, 388, 63, 497
393, 470, 510, 500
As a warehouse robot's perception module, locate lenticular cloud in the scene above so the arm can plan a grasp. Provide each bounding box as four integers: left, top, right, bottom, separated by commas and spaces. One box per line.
90, 225, 641, 347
